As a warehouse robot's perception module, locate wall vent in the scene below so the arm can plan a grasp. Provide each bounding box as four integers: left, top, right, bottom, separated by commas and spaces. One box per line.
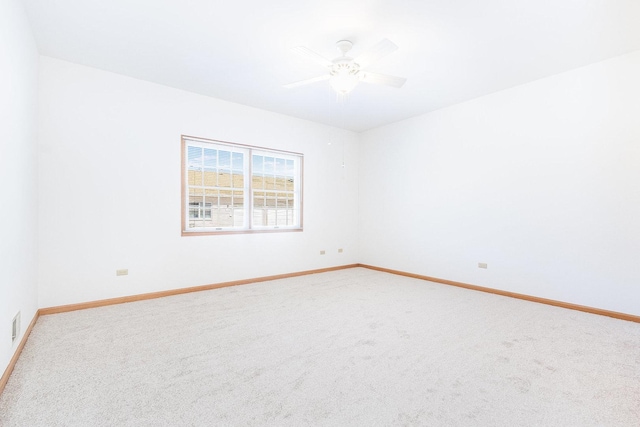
12, 312, 21, 344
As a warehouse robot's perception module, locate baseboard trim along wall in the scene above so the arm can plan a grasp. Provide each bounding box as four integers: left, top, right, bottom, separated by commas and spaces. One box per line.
358, 264, 640, 324
0, 311, 40, 396
37, 263, 640, 322
39, 264, 360, 316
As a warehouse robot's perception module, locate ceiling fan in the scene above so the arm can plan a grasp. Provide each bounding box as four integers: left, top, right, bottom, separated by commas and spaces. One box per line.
284, 39, 407, 99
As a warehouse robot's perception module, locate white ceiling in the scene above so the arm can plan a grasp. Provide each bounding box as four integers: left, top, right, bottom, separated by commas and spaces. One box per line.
22, 0, 640, 132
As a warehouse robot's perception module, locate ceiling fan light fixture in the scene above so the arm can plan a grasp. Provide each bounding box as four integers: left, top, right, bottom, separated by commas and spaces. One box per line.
329, 61, 360, 100
329, 70, 359, 95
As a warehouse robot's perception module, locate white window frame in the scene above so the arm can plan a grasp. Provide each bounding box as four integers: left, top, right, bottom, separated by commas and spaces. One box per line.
181, 135, 303, 235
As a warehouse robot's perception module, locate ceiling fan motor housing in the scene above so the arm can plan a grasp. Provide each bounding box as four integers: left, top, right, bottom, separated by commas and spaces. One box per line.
331, 40, 360, 80
336, 40, 353, 56
330, 61, 360, 76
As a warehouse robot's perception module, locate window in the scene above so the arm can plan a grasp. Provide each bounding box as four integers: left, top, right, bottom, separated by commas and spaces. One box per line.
182, 135, 303, 235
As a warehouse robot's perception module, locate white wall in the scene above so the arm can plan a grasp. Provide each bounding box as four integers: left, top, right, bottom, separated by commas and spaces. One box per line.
0, 0, 39, 374
359, 50, 640, 316
37, 57, 359, 308
26, 40, 640, 318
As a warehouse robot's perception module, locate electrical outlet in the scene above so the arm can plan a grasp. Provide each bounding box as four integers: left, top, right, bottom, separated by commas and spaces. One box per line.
320, 250, 325, 255
478, 263, 488, 269
116, 269, 129, 276
338, 248, 343, 253
12, 312, 20, 344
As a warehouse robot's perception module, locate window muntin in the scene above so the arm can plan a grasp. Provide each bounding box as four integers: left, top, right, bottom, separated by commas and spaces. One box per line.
182, 136, 302, 234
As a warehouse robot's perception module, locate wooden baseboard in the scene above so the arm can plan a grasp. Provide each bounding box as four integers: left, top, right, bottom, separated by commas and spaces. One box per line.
357, 264, 640, 323
39, 264, 360, 316
38, 262, 640, 321
0, 310, 40, 396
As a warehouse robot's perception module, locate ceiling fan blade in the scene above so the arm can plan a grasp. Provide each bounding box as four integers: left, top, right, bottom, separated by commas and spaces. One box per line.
290, 46, 333, 69
283, 74, 330, 89
354, 39, 398, 68
360, 71, 407, 88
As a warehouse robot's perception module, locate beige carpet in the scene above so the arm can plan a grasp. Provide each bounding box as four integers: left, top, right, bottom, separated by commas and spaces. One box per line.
1, 267, 639, 426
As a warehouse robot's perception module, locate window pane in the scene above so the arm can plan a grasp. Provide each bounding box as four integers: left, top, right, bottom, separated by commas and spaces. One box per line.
252, 174, 264, 189
188, 170, 202, 186
232, 173, 243, 188
265, 175, 275, 190
253, 155, 263, 172
266, 209, 276, 226
204, 191, 218, 206
265, 193, 276, 207
253, 191, 265, 207
232, 152, 243, 171
264, 157, 275, 174
275, 176, 286, 190
207, 207, 218, 226
253, 209, 265, 226
188, 184, 204, 228
218, 150, 231, 169
277, 193, 288, 208
203, 169, 216, 187
276, 158, 286, 174
234, 211, 244, 227
188, 202, 199, 219
203, 148, 217, 168
216, 205, 233, 227
188, 146, 202, 169
218, 170, 231, 187
204, 192, 217, 226
220, 190, 232, 207
233, 191, 244, 207
276, 210, 288, 226
189, 186, 204, 199
190, 219, 204, 228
